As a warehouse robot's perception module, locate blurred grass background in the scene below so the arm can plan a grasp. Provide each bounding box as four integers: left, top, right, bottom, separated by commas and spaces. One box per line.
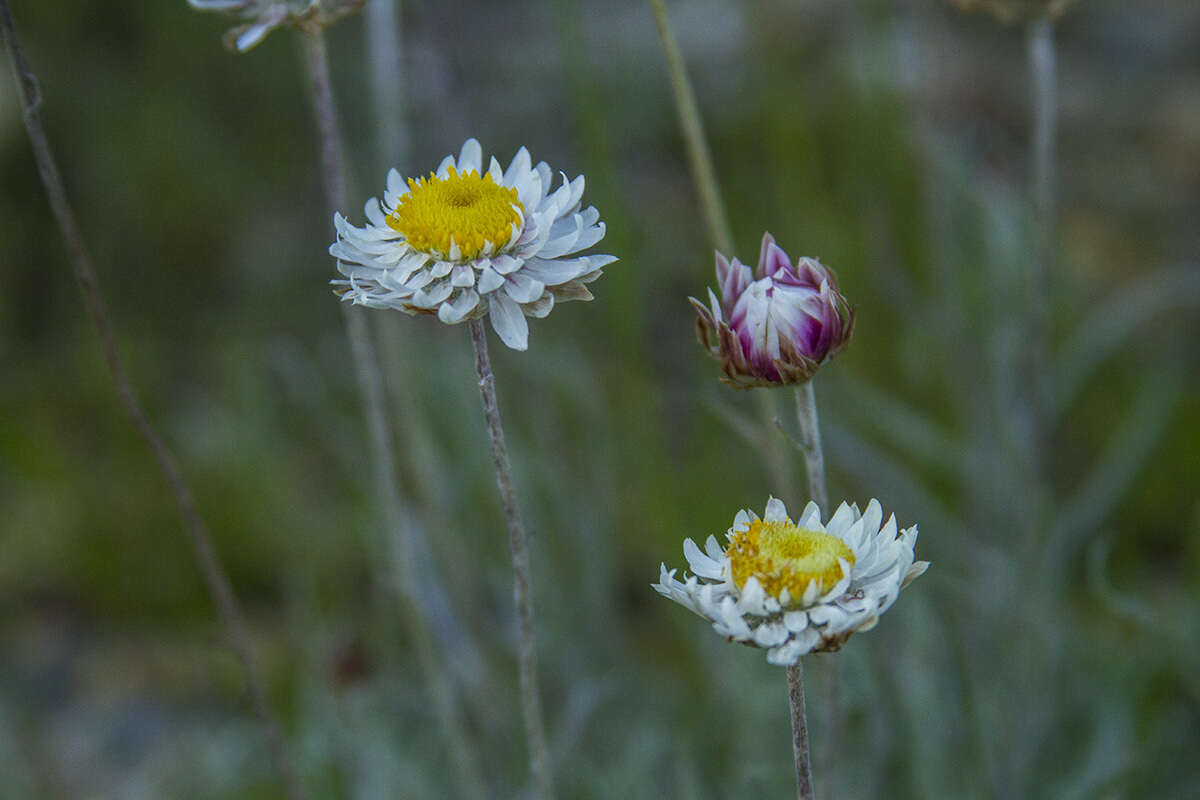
2, 0, 1198, 797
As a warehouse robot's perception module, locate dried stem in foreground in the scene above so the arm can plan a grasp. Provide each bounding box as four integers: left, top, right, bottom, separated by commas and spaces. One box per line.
0, 4, 306, 799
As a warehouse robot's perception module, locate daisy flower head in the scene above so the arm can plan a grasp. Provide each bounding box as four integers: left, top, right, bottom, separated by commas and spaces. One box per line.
653, 497, 928, 666
330, 139, 616, 351
187, 0, 363, 51
691, 232, 854, 388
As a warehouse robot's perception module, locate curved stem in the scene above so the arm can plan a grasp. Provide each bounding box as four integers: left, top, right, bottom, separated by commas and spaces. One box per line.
1, 5, 306, 799
648, 0, 793, 496
468, 319, 554, 800
648, 0, 733, 256
786, 663, 816, 800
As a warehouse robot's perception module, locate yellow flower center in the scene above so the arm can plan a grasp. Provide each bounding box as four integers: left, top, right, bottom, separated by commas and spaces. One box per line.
727, 518, 855, 604
386, 167, 524, 260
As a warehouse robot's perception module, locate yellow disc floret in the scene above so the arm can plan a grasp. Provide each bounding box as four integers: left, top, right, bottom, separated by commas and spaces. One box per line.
387, 167, 523, 260
727, 518, 855, 604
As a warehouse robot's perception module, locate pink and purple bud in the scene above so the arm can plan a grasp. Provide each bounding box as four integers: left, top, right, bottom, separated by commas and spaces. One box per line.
691, 233, 854, 388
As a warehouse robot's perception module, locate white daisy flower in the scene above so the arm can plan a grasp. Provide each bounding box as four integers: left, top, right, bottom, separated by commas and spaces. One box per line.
330, 139, 617, 351
652, 497, 928, 666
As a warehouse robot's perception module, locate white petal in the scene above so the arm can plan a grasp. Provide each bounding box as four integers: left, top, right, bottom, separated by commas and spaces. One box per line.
387, 168, 406, 200
364, 198, 387, 227
738, 578, 769, 616
704, 535, 725, 563
504, 272, 546, 304
488, 292, 529, 350
436, 289, 480, 324
487, 156, 504, 182
477, 266, 505, 294
798, 501, 823, 530
862, 499, 884, 538
764, 496, 788, 523
753, 621, 790, 648
766, 640, 804, 666
827, 502, 856, 536
451, 265, 475, 288
504, 147, 533, 187
783, 610, 808, 632
683, 538, 724, 579
411, 280, 452, 309
490, 254, 523, 275
458, 138, 483, 175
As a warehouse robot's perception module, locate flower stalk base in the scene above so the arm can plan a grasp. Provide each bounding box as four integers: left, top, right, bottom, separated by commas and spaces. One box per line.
787, 662, 816, 800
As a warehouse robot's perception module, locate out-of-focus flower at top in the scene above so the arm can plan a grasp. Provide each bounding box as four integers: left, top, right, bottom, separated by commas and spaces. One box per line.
330, 139, 615, 351
652, 497, 928, 667
946, 0, 1075, 23
691, 233, 854, 388
187, 0, 364, 52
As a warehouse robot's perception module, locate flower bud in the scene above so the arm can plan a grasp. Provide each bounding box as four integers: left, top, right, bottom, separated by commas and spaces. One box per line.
691, 233, 854, 388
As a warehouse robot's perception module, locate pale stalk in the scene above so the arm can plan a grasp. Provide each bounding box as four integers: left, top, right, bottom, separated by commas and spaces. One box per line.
647, 0, 792, 496
364, 0, 407, 169
649, 1, 820, 792
468, 319, 554, 800
793, 382, 829, 511
786, 663, 817, 800
1025, 16, 1055, 485
302, 30, 485, 799
794, 380, 838, 791
1, 5, 306, 799
648, 0, 733, 255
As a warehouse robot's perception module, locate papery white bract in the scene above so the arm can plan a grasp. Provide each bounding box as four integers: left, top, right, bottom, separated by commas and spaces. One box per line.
652, 497, 928, 666
330, 139, 616, 351
187, 0, 363, 51
691, 233, 854, 388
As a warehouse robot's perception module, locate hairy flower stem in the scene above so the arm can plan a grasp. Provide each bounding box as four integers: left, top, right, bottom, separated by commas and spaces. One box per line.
794, 382, 829, 511
786, 662, 817, 800
0, 5, 306, 800
468, 319, 554, 800
794, 380, 837, 792
302, 31, 485, 799
648, 0, 792, 496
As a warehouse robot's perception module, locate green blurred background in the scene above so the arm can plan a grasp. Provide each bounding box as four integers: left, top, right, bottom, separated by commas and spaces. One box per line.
2, 0, 1198, 797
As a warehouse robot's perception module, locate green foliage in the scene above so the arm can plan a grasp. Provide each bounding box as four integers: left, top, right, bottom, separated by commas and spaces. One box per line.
2, 0, 1198, 797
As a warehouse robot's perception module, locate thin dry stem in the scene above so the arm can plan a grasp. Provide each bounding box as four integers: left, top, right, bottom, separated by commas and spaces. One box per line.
786, 662, 817, 800
469, 319, 554, 800
302, 31, 485, 799
648, 0, 792, 495
1, 5, 306, 799
648, 0, 734, 255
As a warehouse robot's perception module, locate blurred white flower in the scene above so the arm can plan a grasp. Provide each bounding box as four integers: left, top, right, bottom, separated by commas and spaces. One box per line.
330, 139, 615, 351
187, 0, 363, 52
653, 497, 928, 666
